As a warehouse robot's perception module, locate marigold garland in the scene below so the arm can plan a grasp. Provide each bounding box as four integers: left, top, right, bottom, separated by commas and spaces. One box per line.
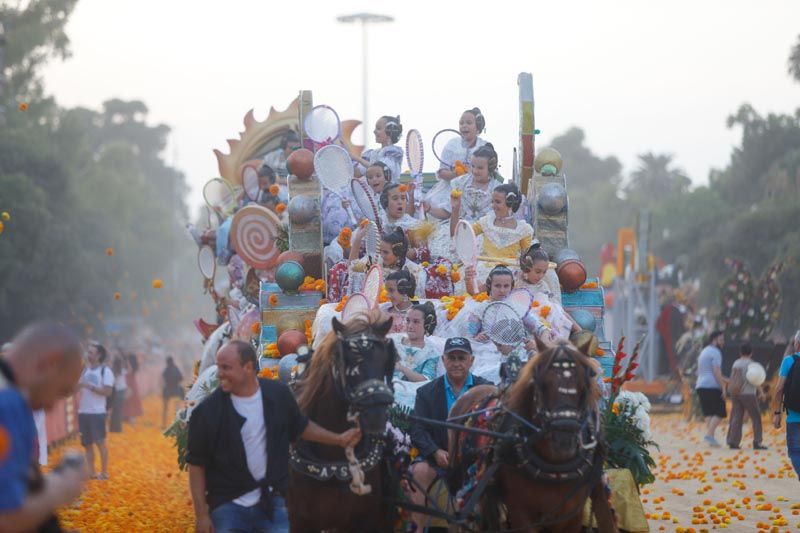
581, 281, 598, 289
258, 366, 279, 379
263, 343, 280, 358
336, 295, 350, 312
304, 319, 313, 346
337, 227, 352, 248
299, 276, 326, 292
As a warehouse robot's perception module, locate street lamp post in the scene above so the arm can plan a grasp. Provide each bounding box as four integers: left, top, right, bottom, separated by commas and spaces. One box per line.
336, 12, 394, 146
0, 21, 6, 128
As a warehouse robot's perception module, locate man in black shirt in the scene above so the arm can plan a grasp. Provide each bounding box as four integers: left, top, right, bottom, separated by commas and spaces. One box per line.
187, 341, 361, 533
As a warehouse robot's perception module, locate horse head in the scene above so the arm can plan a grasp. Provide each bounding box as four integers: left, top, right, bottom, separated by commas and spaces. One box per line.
506, 336, 600, 464
297, 311, 396, 436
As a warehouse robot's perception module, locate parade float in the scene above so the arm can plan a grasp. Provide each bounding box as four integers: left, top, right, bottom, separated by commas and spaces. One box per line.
167, 76, 653, 531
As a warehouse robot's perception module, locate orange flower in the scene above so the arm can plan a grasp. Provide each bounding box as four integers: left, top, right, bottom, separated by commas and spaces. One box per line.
152, 278, 163, 289
581, 281, 598, 289
611, 402, 620, 415
276, 203, 287, 214
0, 212, 8, 221
450, 189, 463, 199
337, 227, 353, 247
250, 322, 261, 335
0, 221, 4, 235
531, 300, 540, 308
106, 247, 115, 256
18, 103, 28, 112
319, 298, 328, 306
398, 184, 408, 193
114, 292, 121, 301
540, 305, 551, 318
454, 160, 467, 176
378, 287, 389, 303
269, 294, 278, 306
595, 347, 605, 356
473, 292, 489, 302
451, 271, 461, 283
269, 184, 280, 196
436, 265, 447, 276
258, 366, 277, 379
335, 295, 349, 312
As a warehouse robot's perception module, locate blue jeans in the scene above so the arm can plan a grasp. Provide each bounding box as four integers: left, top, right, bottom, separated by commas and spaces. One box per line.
788, 423, 800, 481
210, 496, 289, 532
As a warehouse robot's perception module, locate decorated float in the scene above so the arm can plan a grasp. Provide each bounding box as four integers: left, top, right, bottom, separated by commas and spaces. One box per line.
167, 76, 654, 531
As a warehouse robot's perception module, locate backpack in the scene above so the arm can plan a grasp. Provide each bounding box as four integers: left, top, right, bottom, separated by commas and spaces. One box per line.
728, 363, 746, 396
783, 354, 800, 412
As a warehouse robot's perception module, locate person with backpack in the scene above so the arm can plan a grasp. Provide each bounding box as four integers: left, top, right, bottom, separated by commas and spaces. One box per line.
162, 356, 184, 428
726, 343, 767, 450
772, 330, 800, 479
78, 342, 114, 480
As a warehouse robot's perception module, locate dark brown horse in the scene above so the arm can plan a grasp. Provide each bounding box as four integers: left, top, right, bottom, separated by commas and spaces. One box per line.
448, 338, 618, 532
287, 311, 398, 532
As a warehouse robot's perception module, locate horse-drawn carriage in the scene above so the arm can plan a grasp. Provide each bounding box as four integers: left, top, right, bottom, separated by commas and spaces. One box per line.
170, 77, 654, 532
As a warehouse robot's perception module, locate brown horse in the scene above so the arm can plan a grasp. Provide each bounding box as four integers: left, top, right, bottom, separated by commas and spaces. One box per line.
448, 338, 618, 532
287, 311, 398, 532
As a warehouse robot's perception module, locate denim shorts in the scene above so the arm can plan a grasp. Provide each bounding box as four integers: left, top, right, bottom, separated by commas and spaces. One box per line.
210, 496, 289, 533
78, 413, 107, 446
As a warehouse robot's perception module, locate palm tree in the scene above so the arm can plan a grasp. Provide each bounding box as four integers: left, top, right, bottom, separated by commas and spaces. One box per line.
626, 152, 691, 206
789, 34, 800, 83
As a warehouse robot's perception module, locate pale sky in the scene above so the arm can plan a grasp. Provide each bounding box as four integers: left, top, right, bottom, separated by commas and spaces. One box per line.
43, 0, 799, 213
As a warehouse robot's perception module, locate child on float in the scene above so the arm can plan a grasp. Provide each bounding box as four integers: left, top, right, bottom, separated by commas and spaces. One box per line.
348, 227, 427, 300
379, 270, 417, 335
342, 161, 390, 220
453, 182, 534, 289
354, 115, 404, 182
380, 182, 418, 232
388, 302, 446, 410
518, 243, 581, 340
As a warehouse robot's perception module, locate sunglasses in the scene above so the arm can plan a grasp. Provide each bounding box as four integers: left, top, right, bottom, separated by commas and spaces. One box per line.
445, 353, 469, 362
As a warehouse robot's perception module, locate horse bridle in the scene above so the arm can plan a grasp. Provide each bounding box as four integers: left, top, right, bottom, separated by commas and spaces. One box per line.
331, 331, 394, 412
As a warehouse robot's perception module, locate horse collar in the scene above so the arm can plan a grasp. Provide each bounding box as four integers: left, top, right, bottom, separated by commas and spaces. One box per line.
289, 437, 385, 483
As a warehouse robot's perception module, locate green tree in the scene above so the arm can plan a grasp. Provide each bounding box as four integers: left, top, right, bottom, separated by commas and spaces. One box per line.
789, 33, 800, 83
625, 152, 691, 208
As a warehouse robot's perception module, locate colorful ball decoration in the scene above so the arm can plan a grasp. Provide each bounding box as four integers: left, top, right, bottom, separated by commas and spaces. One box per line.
278, 352, 299, 384
277, 251, 305, 269
230, 205, 282, 270
537, 182, 568, 215
277, 329, 307, 356
570, 309, 597, 332
287, 195, 319, 225
275, 260, 305, 293
287, 148, 315, 180
534, 147, 563, 174
557, 259, 587, 293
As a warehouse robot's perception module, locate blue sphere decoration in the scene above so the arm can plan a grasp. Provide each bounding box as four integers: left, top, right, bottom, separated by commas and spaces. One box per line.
278, 353, 299, 384
275, 260, 305, 293
570, 309, 597, 332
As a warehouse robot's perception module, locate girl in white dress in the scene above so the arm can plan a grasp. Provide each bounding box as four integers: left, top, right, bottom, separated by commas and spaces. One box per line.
348, 227, 427, 300
354, 115, 404, 182
389, 302, 446, 410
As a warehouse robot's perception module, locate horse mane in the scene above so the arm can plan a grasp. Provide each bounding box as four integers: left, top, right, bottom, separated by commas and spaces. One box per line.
504, 342, 601, 419
295, 309, 391, 413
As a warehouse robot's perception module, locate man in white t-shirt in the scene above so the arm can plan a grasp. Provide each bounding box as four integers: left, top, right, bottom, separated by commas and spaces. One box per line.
78, 342, 114, 479
694, 330, 728, 447
187, 341, 362, 533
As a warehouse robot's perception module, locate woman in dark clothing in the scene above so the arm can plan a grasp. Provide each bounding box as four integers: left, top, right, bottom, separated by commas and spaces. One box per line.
162, 356, 184, 428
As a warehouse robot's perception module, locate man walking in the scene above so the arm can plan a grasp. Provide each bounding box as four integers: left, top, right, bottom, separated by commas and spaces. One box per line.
78, 342, 114, 479
772, 331, 800, 480
0, 321, 87, 531
695, 330, 728, 447
726, 343, 767, 450
187, 341, 361, 533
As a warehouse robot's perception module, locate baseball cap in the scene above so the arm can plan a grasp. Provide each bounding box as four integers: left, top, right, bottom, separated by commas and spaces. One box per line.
444, 337, 472, 355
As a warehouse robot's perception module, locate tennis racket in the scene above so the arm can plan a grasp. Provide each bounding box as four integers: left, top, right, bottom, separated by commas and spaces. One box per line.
350, 178, 382, 233
242, 163, 261, 202
505, 288, 534, 319
512, 147, 519, 189
406, 129, 424, 182
304, 105, 341, 144
203, 178, 237, 216
454, 220, 479, 294
314, 145, 357, 225
432, 128, 461, 168
482, 301, 526, 348
363, 264, 383, 309
197, 245, 216, 281
364, 220, 379, 264
342, 293, 370, 322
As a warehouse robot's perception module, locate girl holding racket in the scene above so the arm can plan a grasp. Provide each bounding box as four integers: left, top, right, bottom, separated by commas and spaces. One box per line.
379, 183, 418, 233
380, 270, 417, 334
348, 228, 427, 299
354, 115, 404, 182
451, 182, 534, 290
437, 108, 488, 181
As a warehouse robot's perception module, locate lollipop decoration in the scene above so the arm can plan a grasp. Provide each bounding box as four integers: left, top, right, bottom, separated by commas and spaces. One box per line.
230, 205, 282, 270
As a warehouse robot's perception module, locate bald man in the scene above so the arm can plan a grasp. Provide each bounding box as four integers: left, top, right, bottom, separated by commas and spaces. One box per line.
0, 321, 87, 532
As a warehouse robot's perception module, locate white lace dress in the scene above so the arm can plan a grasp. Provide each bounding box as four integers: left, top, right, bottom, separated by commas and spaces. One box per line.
358, 145, 404, 182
